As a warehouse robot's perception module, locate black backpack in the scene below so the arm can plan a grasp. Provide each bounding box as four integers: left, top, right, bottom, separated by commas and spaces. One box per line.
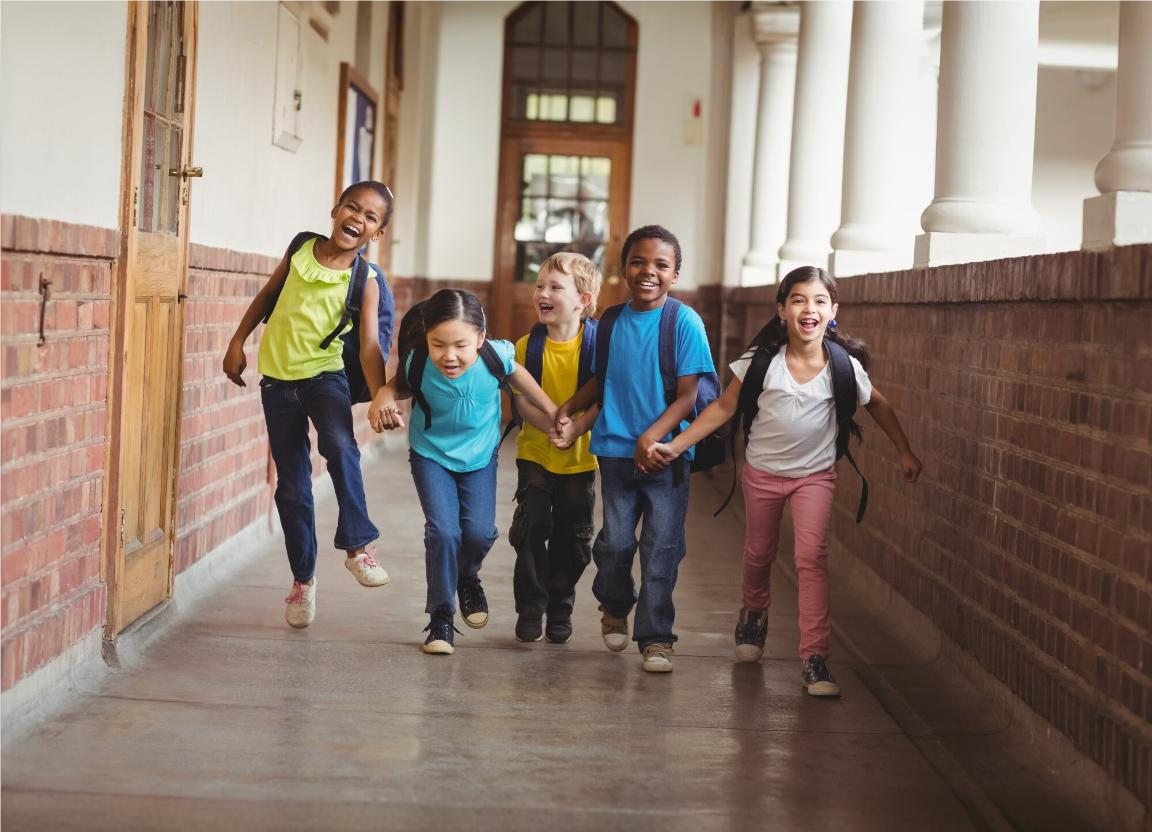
262, 231, 395, 404
500, 319, 598, 443
714, 338, 868, 522
596, 298, 725, 479
404, 341, 512, 430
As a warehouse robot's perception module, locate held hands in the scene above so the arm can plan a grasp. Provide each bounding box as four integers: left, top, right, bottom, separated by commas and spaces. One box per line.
549, 415, 577, 450
899, 450, 923, 483
634, 437, 678, 474
223, 341, 247, 387
369, 390, 405, 433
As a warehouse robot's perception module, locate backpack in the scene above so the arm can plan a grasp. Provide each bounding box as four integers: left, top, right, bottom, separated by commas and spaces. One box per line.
500, 319, 598, 443
714, 338, 869, 522
596, 298, 724, 479
404, 341, 512, 430
262, 231, 395, 404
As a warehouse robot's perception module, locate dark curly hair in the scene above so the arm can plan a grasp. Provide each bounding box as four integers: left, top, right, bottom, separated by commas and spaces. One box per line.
619, 224, 682, 274
336, 180, 395, 228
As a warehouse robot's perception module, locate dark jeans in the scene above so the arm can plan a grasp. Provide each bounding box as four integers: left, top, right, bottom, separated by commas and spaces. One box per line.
260, 370, 379, 582
409, 450, 499, 616
592, 456, 690, 650
509, 460, 595, 621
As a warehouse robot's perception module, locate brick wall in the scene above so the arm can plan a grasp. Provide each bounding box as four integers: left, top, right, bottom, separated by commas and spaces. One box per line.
728, 245, 1152, 806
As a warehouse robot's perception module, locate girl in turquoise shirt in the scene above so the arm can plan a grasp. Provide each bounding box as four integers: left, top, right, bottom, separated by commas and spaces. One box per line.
373, 289, 556, 654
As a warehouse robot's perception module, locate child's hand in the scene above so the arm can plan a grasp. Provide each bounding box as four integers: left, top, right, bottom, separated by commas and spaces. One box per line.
551, 415, 577, 448
899, 451, 923, 483
223, 341, 247, 387
634, 437, 669, 474
649, 442, 680, 465
369, 393, 405, 433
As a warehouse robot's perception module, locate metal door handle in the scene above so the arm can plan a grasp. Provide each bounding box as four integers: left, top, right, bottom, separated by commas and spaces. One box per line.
168, 166, 204, 179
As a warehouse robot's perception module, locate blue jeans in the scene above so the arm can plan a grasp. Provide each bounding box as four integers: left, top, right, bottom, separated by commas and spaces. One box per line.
260, 370, 379, 582
409, 450, 499, 616
592, 456, 690, 650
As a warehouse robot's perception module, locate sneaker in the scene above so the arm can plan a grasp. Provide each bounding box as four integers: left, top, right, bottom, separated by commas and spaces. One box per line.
599, 607, 629, 652
344, 545, 389, 587
285, 579, 316, 629
734, 608, 769, 663
801, 654, 842, 697
458, 577, 489, 629
641, 642, 674, 673
545, 617, 573, 644
422, 615, 460, 655
515, 616, 543, 643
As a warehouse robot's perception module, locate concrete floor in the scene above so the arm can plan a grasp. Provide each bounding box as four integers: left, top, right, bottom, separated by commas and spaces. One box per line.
1, 447, 985, 831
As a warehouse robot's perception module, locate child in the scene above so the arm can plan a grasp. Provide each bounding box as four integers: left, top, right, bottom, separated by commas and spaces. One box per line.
553, 225, 716, 673
508, 253, 602, 644
645, 265, 923, 697
372, 289, 557, 655
222, 181, 396, 629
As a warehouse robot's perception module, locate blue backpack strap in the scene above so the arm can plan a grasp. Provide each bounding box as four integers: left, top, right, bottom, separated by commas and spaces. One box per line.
593, 304, 625, 394
657, 298, 682, 406
263, 231, 320, 323
825, 339, 867, 523
368, 263, 394, 364
405, 348, 433, 430
714, 345, 775, 517
319, 253, 366, 350
524, 323, 547, 384
479, 341, 510, 386
576, 318, 598, 390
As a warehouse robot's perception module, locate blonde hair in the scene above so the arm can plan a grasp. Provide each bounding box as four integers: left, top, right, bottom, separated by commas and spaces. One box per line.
538, 252, 603, 318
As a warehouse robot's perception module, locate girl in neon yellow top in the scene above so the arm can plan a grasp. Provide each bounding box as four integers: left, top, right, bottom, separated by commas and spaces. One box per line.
223, 182, 395, 629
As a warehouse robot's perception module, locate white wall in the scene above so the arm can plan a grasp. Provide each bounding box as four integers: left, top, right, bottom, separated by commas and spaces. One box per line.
1032, 65, 1116, 252
722, 11, 760, 287
0, 1, 127, 229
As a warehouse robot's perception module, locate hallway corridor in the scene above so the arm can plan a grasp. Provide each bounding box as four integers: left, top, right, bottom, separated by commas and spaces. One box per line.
1, 447, 981, 831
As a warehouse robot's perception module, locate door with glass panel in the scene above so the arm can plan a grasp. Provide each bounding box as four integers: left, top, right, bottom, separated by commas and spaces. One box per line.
492, 1, 636, 340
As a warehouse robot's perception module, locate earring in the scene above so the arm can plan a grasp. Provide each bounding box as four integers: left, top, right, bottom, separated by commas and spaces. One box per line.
829, 319, 838, 329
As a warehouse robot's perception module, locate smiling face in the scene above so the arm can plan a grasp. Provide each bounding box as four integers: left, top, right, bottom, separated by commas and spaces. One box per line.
329, 186, 389, 252
623, 237, 679, 311
426, 318, 485, 379
777, 279, 839, 345
533, 265, 591, 326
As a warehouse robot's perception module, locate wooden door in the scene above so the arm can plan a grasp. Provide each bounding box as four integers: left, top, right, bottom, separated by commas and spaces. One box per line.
491, 136, 632, 340
105, 0, 199, 636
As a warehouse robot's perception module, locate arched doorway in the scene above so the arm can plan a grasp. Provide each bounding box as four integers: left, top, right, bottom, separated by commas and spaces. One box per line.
490, 1, 637, 339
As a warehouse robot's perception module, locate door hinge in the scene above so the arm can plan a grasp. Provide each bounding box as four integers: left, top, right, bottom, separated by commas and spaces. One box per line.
120, 508, 127, 545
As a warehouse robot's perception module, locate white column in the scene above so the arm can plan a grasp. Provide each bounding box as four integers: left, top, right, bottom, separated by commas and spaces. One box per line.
741, 5, 799, 286
829, 1, 926, 278
915, 1, 1043, 268
1083, 1, 1152, 250
776, 1, 853, 280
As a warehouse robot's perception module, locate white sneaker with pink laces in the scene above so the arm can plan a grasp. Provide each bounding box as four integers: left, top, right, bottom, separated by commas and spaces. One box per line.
285, 579, 316, 629
344, 545, 389, 587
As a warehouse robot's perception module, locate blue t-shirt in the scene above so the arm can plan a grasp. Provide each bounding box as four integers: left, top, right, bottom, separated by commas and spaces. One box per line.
591, 302, 715, 460
406, 339, 515, 473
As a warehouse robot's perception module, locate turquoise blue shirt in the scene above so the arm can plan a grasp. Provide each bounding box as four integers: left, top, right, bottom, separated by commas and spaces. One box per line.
591, 302, 715, 460
406, 339, 516, 472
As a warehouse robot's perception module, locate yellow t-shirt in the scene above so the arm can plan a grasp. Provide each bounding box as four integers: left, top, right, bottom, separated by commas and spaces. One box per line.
514, 327, 597, 475
258, 238, 352, 381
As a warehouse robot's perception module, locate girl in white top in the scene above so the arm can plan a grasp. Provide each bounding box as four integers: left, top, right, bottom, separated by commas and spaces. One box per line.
645, 266, 922, 697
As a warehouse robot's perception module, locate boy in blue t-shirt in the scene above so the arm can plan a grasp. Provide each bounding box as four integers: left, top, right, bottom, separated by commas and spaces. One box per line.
554, 225, 715, 673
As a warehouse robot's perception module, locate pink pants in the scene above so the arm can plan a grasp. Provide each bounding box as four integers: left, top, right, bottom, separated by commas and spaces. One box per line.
741, 464, 837, 660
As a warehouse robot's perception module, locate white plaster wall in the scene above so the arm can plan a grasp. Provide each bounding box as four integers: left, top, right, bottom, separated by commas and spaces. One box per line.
0, 1, 127, 229
723, 11, 760, 287
191, 2, 367, 257
1032, 65, 1116, 252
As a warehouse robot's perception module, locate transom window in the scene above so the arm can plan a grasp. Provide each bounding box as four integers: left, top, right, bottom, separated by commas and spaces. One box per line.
506, 2, 635, 127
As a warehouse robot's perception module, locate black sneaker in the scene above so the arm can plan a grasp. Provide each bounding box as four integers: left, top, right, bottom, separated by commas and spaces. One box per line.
801, 654, 841, 697
458, 576, 488, 629
422, 615, 460, 655
734, 608, 768, 663
544, 617, 573, 644
515, 615, 543, 642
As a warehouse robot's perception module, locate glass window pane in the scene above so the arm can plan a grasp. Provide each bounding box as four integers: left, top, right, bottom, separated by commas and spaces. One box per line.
155, 2, 174, 118
580, 157, 611, 199
525, 92, 539, 120
596, 94, 618, 124
569, 96, 595, 122
572, 3, 599, 47
541, 94, 567, 121
517, 241, 562, 283
509, 3, 542, 44
545, 199, 578, 243
549, 155, 579, 195
515, 197, 549, 241
600, 51, 628, 86
541, 49, 567, 82
511, 46, 538, 81
163, 127, 182, 233
543, 1, 570, 46
579, 200, 608, 241
602, 4, 629, 48
151, 122, 168, 232
571, 49, 597, 83
144, 2, 160, 112
138, 115, 158, 232
522, 154, 549, 194
511, 85, 531, 119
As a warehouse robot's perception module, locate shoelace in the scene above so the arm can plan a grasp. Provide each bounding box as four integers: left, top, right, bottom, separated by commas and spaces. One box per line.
423, 619, 462, 637
356, 551, 380, 569
285, 582, 309, 604
736, 613, 765, 640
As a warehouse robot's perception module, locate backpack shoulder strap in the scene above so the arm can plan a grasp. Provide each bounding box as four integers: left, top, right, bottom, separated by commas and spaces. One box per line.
577, 318, 598, 390
657, 298, 682, 405
263, 231, 321, 323
713, 345, 774, 517
319, 254, 367, 350
594, 304, 625, 387
405, 347, 433, 430
524, 323, 547, 384
824, 338, 868, 523
479, 340, 510, 386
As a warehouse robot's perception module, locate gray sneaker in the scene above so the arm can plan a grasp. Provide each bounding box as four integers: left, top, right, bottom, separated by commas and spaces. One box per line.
801, 654, 841, 697
599, 607, 629, 652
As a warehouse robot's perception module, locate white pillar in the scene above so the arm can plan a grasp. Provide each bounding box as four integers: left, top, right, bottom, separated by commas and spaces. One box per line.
915, 1, 1043, 267
1083, 1, 1152, 250
829, 1, 926, 278
741, 5, 799, 286
776, 1, 852, 280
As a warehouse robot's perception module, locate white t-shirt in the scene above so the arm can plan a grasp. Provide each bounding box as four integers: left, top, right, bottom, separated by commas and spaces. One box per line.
730, 345, 872, 478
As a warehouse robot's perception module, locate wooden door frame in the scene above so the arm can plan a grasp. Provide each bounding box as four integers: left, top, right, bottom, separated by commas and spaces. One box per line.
103, 1, 199, 638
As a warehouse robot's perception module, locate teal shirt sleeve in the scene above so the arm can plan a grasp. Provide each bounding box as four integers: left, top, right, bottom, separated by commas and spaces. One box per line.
675, 306, 716, 377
